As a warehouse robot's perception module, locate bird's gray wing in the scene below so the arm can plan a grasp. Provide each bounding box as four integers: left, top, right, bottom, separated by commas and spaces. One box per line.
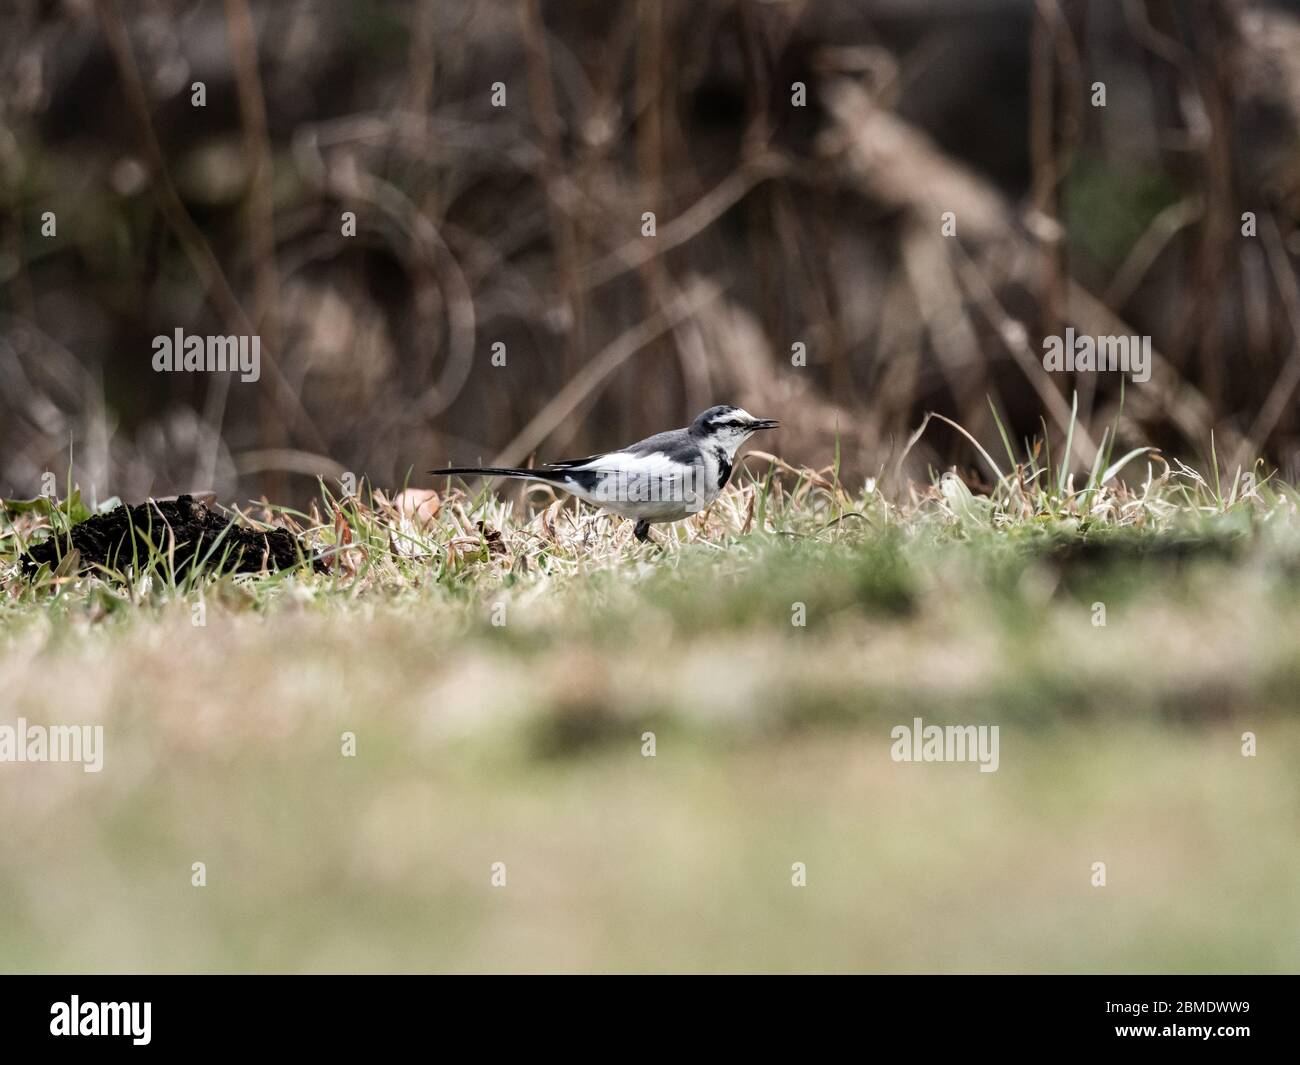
541, 428, 695, 473
538, 429, 700, 495
619, 428, 697, 462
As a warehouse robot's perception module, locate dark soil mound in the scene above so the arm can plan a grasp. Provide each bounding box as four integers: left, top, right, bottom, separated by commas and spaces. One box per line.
22, 495, 325, 577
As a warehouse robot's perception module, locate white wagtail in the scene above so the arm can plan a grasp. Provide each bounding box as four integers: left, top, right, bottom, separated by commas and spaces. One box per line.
433, 404, 779, 541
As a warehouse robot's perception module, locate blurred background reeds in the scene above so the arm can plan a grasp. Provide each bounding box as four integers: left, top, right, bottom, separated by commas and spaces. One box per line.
4, 0, 1300, 507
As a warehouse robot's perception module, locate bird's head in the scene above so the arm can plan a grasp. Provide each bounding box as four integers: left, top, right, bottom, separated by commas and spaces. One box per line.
688, 404, 780, 457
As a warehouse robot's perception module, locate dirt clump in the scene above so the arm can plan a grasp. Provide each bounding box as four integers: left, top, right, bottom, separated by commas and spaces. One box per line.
22, 495, 325, 577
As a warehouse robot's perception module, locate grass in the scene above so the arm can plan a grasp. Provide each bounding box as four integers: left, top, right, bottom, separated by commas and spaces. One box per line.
2, 418, 1300, 972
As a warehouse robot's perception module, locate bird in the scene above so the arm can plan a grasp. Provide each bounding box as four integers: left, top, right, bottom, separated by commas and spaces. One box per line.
432, 404, 779, 542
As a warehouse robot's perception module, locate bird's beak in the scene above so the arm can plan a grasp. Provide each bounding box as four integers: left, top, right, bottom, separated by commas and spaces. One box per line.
748, 418, 780, 431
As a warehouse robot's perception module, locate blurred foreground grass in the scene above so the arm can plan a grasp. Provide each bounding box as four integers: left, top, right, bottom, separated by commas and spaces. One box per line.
2, 447, 1300, 972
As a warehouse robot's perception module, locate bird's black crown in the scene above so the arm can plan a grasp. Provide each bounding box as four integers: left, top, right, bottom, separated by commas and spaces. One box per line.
689, 405, 744, 436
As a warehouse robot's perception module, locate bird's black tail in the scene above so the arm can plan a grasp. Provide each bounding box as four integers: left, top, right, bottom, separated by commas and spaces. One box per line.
430, 466, 565, 482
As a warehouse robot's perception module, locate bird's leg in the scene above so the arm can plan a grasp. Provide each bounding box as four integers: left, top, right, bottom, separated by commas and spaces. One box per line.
633, 519, 651, 543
